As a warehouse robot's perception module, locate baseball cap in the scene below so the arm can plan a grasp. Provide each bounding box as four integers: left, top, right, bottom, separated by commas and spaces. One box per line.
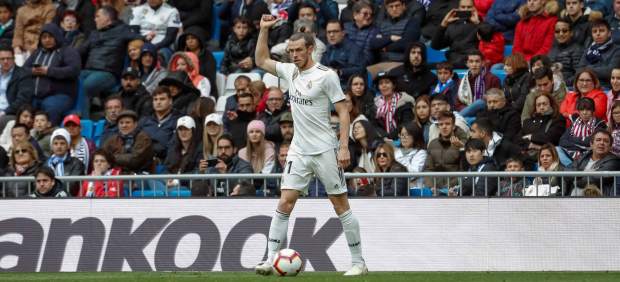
278, 112, 293, 124
204, 113, 223, 126
121, 67, 140, 78
62, 114, 81, 126
176, 116, 196, 129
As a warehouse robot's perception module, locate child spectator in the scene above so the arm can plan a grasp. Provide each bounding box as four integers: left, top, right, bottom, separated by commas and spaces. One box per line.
477, 22, 505, 67
47, 128, 85, 196
460, 138, 498, 197
456, 50, 501, 117
431, 62, 459, 108
59, 10, 86, 49
221, 17, 257, 75
125, 38, 144, 70
31, 111, 54, 157
79, 149, 123, 198
0, 1, 14, 44
499, 158, 526, 197
559, 97, 607, 163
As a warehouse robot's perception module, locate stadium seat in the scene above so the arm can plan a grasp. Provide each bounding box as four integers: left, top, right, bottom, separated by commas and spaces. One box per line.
93, 119, 105, 147
426, 47, 447, 64
492, 69, 507, 83
410, 188, 433, 197
213, 51, 224, 71
224, 73, 262, 97
211, 2, 223, 43
216, 72, 226, 98
80, 119, 94, 139
263, 72, 289, 92
168, 188, 192, 197
367, 71, 373, 89
215, 95, 229, 114
504, 45, 513, 57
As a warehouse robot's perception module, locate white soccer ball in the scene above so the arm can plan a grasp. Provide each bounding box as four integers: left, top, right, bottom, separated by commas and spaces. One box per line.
273, 248, 303, 276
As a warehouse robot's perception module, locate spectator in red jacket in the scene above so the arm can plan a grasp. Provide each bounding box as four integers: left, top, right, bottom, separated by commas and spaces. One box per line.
514, 0, 559, 61
79, 149, 123, 197
478, 22, 505, 67
560, 68, 608, 123
475, 0, 495, 19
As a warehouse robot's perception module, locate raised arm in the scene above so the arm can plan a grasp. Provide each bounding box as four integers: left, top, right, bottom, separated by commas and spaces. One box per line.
255, 15, 280, 75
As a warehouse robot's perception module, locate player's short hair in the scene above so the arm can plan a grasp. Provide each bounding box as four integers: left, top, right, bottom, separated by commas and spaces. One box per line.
289, 32, 315, 48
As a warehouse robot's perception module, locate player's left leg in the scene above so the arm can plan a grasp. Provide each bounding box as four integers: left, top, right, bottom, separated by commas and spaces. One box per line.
328, 193, 367, 276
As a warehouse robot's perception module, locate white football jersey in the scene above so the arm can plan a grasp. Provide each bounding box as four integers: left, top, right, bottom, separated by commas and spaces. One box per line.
130, 3, 182, 44
275, 62, 345, 155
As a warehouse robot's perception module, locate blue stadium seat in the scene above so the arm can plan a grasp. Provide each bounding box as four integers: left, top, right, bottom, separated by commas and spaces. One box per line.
492, 69, 507, 83
80, 119, 94, 139
211, 2, 223, 42
504, 45, 513, 57
131, 190, 166, 197
168, 188, 192, 197
93, 119, 105, 147
426, 47, 447, 64
367, 71, 373, 89
410, 188, 433, 197
213, 51, 224, 71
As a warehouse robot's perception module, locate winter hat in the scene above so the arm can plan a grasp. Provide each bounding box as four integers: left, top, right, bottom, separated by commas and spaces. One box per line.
50, 128, 71, 144
247, 120, 265, 135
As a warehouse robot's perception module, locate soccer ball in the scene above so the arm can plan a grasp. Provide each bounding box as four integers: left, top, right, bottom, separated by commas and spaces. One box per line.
273, 248, 303, 276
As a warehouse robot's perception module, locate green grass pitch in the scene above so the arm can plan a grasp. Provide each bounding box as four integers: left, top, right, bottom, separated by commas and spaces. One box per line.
1, 272, 620, 282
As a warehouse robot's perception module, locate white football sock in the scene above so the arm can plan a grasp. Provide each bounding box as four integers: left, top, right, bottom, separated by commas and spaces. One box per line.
339, 209, 364, 265
266, 209, 290, 263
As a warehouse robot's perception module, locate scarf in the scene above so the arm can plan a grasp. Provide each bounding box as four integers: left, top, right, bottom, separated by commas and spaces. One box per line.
14, 163, 28, 176
570, 116, 597, 139
458, 68, 486, 105
432, 78, 454, 96
48, 154, 67, 176
120, 132, 136, 152
376, 93, 401, 133
71, 137, 89, 173
0, 19, 13, 37
586, 39, 613, 64
612, 128, 620, 156
534, 161, 559, 186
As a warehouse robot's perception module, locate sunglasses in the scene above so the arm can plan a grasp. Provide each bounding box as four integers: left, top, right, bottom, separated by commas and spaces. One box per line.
376, 152, 388, 158
14, 149, 28, 155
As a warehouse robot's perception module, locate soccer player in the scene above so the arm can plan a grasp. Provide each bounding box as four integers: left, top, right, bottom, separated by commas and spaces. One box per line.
254, 15, 367, 276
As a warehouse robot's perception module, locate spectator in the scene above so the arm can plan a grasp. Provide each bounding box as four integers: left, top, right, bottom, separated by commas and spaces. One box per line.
608, 0, 620, 43
62, 114, 95, 173
373, 71, 415, 139
477, 89, 522, 143
266, 141, 289, 195
177, 26, 217, 98
58, 10, 86, 50
477, 22, 505, 67
428, 94, 470, 144
0, 105, 35, 151
168, 0, 213, 41
125, 38, 144, 70
31, 111, 54, 157
223, 75, 252, 118
12, 0, 56, 60
455, 50, 501, 116
163, 116, 203, 191
79, 149, 122, 197
0, 1, 14, 44
226, 91, 257, 148
168, 52, 212, 99
608, 100, 620, 156
430, 62, 459, 108
422, 0, 459, 40
560, 68, 607, 121
54, 0, 95, 36
531, 54, 567, 88
513, 0, 559, 61
24, 23, 81, 125
376, 0, 427, 26
265, 0, 293, 48
431, 0, 481, 68
607, 67, 620, 120
3, 141, 41, 197
47, 128, 85, 196
548, 18, 584, 84
373, 142, 408, 196
503, 53, 532, 112
157, 71, 201, 114
221, 17, 257, 75
102, 110, 154, 174
259, 87, 288, 143
188, 96, 216, 134
116, 67, 151, 117
0, 44, 33, 123
79, 6, 137, 118
202, 113, 223, 158
460, 138, 498, 196
100, 95, 122, 145
288, 0, 339, 29
474, 0, 494, 18
346, 73, 376, 125
485, 0, 525, 42
520, 92, 567, 159
205, 133, 253, 196
424, 111, 468, 193
470, 117, 523, 169
522, 67, 567, 121
369, 0, 422, 72
98, 0, 130, 23
348, 167, 376, 196
138, 86, 181, 160
30, 166, 68, 198
321, 20, 366, 87
499, 157, 526, 196
139, 42, 167, 94
575, 18, 620, 87
559, 97, 607, 162
388, 42, 438, 99
352, 119, 382, 173
129, 0, 181, 64
394, 122, 427, 188
343, 1, 379, 62
238, 120, 275, 174
271, 18, 326, 63
560, 0, 603, 45
278, 111, 294, 145
414, 95, 432, 143
344, 92, 368, 140
571, 129, 620, 196
250, 80, 267, 113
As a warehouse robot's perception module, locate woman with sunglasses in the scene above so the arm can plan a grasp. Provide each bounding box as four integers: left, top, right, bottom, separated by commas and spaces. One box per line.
3, 141, 41, 197
373, 143, 408, 196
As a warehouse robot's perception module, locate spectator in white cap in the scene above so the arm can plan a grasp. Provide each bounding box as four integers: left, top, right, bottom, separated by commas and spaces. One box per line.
163, 115, 203, 192
238, 120, 275, 174
47, 127, 85, 196
202, 113, 223, 158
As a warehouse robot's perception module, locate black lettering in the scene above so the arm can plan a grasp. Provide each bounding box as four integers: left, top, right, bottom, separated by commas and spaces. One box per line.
0, 218, 43, 272
288, 218, 342, 271
154, 216, 220, 271
40, 218, 105, 272
221, 215, 272, 271
101, 218, 170, 271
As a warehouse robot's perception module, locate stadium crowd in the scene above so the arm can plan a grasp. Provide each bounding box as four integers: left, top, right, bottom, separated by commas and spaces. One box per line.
0, 0, 619, 198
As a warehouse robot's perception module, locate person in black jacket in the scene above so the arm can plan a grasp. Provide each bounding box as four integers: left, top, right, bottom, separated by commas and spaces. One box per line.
163, 115, 203, 191
470, 117, 523, 169
460, 138, 498, 197
177, 26, 218, 98
548, 18, 583, 84
138, 86, 181, 161
431, 0, 481, 68
30, 166, 69, 198
571, 129, 620, 196
422, 0, 459, 40
477, 88, 522, 143
78, 6, 137, 118
388, 42, 438, 99
157, 71, 200, 114
116, 67, 151, 117
503, 53, 532, 112
321, 20, 367, 87
168, 0, 213, 40
46, 128, 85, 196
24, 23, 81, 125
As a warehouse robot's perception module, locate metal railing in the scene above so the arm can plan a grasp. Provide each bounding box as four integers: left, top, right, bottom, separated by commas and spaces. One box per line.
1, 171, 620, 198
